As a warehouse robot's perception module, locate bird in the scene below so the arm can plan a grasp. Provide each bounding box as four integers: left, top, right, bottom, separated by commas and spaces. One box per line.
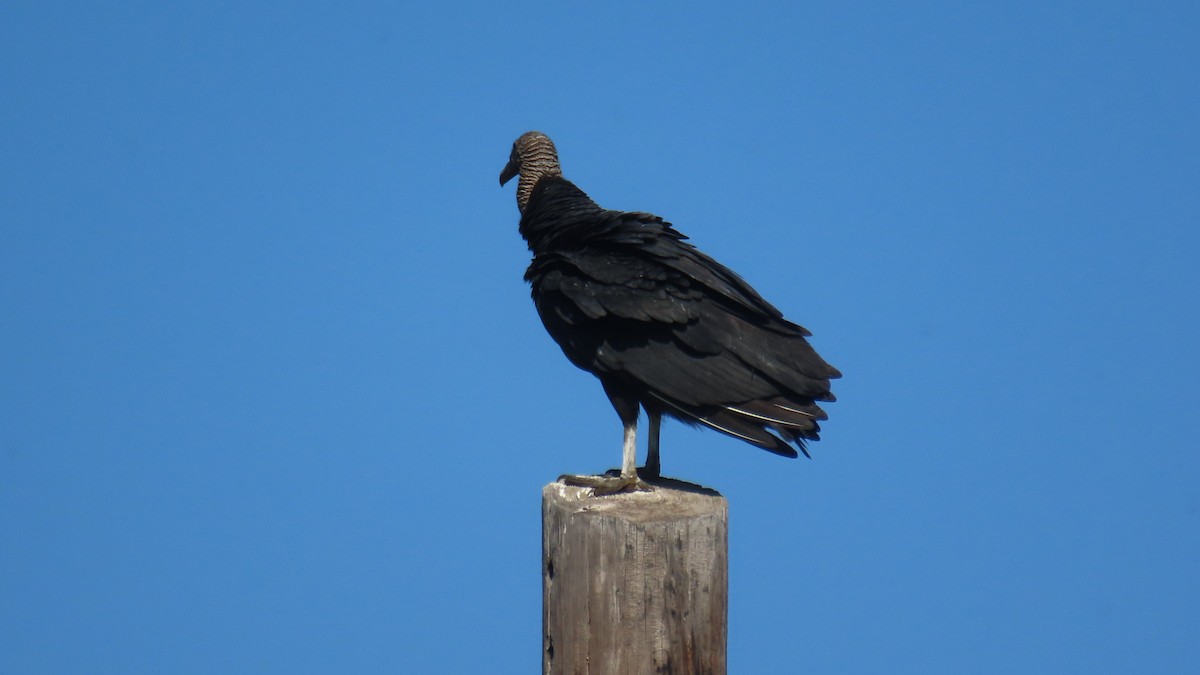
500, 131, 840, 493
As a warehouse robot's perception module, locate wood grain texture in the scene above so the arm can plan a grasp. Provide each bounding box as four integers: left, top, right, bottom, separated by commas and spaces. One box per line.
543, 481, 728, 675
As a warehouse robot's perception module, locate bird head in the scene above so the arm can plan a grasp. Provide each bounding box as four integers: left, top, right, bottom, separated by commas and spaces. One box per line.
500, 131, 561, 212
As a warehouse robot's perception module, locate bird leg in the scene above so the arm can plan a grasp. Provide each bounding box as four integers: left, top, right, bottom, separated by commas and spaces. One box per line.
560, 419, 651, 495
642, 411, 662, 479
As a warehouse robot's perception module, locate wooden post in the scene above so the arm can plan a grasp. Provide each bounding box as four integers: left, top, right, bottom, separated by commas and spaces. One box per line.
542, 480, 728, 675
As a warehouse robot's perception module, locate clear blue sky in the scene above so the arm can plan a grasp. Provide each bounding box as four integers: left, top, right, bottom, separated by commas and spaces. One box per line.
2, 2, 1197, 673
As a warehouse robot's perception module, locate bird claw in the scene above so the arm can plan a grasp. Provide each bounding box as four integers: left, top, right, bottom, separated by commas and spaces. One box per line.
559, 472, 653, 495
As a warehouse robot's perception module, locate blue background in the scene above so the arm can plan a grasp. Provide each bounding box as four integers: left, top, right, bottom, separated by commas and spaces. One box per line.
3, 2, 1197, 673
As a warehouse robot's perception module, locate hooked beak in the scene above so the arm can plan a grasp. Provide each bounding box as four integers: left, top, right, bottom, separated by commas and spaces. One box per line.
499, 157, 519, 186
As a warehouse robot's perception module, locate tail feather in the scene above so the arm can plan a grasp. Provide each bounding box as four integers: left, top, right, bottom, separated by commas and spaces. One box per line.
648, 392, 827, 458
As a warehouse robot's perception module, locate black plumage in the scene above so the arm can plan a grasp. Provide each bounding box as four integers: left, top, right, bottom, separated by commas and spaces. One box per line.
501, 131, 839, 491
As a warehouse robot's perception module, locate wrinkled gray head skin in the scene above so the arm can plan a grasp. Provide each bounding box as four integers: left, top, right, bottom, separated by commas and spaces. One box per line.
499, 131, 562, 213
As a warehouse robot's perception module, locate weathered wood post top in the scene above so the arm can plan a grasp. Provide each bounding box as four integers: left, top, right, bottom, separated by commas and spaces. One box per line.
542, 480, 729, 675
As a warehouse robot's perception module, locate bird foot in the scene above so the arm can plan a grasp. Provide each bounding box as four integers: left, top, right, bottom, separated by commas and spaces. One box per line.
559, 472, 652, 495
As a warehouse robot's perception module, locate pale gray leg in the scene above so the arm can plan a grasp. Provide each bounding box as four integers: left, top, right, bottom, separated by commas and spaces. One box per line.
621, 419, 638, 479
560, 418, 651, 494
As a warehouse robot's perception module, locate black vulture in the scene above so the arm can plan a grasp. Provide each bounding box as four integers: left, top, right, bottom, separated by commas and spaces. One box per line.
501, 131, 840, 493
